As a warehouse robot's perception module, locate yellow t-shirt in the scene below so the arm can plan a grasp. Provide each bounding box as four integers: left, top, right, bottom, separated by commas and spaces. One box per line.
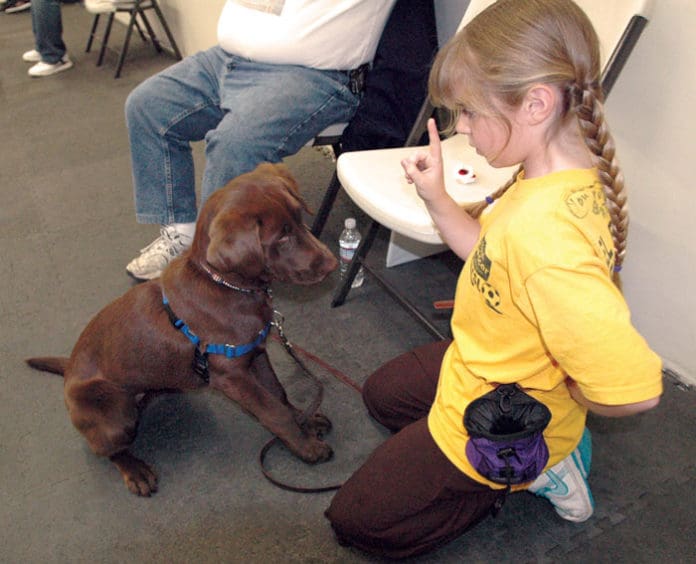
428, 168, 663, 489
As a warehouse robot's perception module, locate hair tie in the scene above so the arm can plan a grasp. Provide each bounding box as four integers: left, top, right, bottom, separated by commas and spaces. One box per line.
613, 264, 622, 273
485, 195, 495, 204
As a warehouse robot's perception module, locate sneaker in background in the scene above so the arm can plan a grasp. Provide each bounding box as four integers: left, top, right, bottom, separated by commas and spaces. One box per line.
22, 49, 41, 62
28, 55, 73, 77
126, 225, 193, 281
5, 0, 31, 13
527, 427, 594, 522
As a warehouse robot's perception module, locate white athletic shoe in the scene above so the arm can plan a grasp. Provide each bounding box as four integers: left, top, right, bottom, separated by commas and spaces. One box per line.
22, 49, 41, 62
528, 428, 595, 522
126, 225, 192, 281
28, 56, 73, 77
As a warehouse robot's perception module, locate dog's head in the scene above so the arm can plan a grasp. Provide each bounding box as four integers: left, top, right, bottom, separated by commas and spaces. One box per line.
192, 163, 338, 285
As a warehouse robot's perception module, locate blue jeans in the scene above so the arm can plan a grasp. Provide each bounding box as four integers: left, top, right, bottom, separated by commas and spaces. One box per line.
31, 0, 67, 63
125, 46, 361, 224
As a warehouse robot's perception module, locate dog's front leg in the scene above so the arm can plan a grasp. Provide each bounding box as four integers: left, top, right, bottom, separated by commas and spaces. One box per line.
250, 350, 332, 438
210, 365, 333, 464
249, 350, 291, 404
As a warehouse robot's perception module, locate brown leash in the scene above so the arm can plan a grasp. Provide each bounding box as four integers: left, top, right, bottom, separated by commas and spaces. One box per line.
258, 312, 359, 493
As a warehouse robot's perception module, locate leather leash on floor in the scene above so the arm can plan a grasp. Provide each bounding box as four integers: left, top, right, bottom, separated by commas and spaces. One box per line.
259, 311, 355, 493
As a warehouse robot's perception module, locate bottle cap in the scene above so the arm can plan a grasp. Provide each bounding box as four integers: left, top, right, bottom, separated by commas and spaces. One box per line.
345, 218, 356, 229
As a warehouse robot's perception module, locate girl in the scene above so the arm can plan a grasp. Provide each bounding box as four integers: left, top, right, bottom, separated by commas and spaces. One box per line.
325, 0, 662, 559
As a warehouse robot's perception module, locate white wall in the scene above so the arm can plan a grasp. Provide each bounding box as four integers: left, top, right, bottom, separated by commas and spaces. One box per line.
608, 1, 696, 386
124, 0, 225, 55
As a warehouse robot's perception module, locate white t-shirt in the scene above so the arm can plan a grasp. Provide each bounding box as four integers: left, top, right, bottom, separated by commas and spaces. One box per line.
217, 0, 396, 70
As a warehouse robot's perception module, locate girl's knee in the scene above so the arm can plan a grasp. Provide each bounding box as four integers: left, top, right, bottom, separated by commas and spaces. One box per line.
361, 371, 381, 414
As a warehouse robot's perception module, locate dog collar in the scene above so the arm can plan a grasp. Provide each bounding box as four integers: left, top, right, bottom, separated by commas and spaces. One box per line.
162, 292, 271, 382
201, 263, 271, 297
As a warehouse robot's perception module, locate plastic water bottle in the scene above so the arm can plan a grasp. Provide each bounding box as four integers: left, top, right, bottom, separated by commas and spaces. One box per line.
338, 217, 365, 288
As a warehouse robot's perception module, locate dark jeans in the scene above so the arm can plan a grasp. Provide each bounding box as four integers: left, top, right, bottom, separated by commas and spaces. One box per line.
32, 0, 66, 63
325, 340, 505, 559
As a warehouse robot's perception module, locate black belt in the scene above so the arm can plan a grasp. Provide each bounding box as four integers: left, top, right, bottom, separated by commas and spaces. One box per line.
347, 63, 369, 95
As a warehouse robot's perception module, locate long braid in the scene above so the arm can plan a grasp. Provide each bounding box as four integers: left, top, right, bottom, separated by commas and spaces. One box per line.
573, 83, 629, 285
464, 167, 522, 220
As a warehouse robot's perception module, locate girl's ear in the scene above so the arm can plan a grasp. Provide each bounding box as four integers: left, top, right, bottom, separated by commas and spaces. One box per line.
523, 84, 558, 125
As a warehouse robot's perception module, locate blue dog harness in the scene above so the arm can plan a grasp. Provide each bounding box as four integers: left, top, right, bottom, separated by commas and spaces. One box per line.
162, 292, 271, 384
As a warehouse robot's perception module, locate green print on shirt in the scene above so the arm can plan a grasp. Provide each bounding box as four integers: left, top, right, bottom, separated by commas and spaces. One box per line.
598, 233, 616, 271
565, 184, 609, 219
470, 237, 503, 314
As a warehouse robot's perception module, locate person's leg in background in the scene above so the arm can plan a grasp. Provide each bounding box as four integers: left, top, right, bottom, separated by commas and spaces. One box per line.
24, 0, 73, 77
199, 59, 360, 204
124, 48, 225, 280
125, 48, 361, 280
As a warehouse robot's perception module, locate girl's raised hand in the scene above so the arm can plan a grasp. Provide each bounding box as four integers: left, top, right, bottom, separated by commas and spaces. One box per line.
400, 118, 446, 204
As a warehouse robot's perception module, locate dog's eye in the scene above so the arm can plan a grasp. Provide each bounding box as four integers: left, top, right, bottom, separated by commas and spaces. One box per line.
277, 224, 293, 244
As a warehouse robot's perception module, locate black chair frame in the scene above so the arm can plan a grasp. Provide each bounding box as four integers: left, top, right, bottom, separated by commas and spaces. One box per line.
85, 0, 182, 78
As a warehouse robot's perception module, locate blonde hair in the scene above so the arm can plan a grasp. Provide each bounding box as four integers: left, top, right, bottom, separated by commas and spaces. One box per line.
430, 0, 628, 282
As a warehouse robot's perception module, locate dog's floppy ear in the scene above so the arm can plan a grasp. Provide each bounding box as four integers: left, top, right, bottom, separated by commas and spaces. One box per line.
206, 213, 265, 279
267, 163, 311, 214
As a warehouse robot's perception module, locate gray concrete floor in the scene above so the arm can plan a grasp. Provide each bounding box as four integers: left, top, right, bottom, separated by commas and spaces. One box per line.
2, 5, 695, 563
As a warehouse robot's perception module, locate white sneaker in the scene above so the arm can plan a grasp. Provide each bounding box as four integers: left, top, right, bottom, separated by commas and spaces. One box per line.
22, 49, 41, 62
527, 428, 594, 522
5, 0, 31, 13
126, 225, 192, 281
28, 56, 73, 77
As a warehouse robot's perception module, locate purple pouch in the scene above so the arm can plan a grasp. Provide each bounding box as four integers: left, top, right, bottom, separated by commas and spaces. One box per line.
463, 384, 551, 487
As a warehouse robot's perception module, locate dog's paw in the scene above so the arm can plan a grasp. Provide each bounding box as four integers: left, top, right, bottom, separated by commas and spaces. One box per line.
124, 465, 159, 497
305, 411, 332, 438
110, 451, 159, 496
299, 438, 334, 464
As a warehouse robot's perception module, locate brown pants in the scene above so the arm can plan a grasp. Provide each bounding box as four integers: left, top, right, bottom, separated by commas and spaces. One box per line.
325, 340, 505, 559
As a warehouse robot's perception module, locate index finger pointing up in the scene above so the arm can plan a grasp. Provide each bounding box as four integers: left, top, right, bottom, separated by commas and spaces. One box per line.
427, 118, 442, 161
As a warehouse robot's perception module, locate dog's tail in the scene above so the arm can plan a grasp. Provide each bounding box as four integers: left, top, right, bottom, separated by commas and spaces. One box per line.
25, 356, 69, 376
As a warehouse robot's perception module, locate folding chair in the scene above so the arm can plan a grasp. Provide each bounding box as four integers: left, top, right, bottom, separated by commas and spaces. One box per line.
310, 0, 438, 238
330, 0, 654, 340
85, 0, 182, 78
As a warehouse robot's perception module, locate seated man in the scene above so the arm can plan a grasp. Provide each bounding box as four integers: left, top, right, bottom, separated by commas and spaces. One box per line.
125, 0, 396, 280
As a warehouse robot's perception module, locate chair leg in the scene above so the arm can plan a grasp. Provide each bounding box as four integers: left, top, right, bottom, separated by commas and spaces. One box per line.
361, 263, 448, 341
311, 141, 343, 237
97, 13, 115, 67
150, 0, 182, 60
311, 171, 341, 237
86, 14, 100, 53
133, 14, 150, 45
114, 9, 138, 78
331, 219, 380, 307
137, 10, 163, 53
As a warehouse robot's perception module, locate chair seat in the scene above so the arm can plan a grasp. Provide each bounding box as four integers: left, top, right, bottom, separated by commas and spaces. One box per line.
337, 134, 517, 244
306, 122, 348, 147
85, 0, 136, 14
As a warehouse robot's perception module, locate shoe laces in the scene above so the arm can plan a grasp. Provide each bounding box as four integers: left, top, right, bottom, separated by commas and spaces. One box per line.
139, 225, 190, 257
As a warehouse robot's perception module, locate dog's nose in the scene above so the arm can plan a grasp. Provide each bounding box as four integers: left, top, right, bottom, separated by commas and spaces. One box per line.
324, 252, 339, 272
